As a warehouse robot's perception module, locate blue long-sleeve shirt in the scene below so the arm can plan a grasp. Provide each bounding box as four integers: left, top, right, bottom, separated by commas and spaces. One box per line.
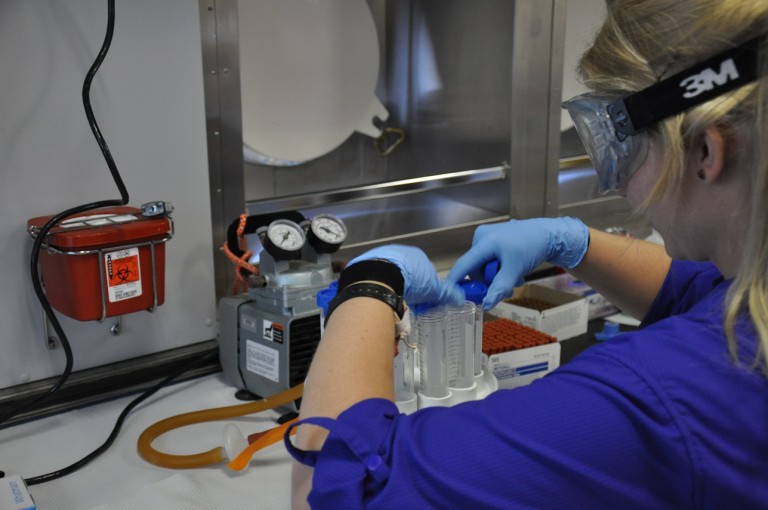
286, 261, 768, 509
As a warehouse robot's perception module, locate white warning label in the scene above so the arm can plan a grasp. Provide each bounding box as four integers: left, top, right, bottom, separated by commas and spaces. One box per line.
246, 339, 279, 382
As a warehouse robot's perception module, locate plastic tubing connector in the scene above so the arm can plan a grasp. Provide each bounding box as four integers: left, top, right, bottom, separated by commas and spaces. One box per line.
137, 383, 304, 469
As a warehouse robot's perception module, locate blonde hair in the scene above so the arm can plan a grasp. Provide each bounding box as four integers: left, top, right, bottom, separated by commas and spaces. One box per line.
578, 0, 768, 374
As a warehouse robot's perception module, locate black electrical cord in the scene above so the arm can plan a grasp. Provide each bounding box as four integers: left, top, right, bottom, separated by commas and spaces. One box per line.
0, 0, 127, 427
24, 351, 218, 486
3, 0, 217, 487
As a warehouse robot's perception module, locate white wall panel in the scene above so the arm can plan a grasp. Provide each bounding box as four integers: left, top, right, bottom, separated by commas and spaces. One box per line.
0, 0, 216, 388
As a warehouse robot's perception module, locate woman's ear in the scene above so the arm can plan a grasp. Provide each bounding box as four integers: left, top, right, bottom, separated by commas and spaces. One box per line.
696, 125, 726, 183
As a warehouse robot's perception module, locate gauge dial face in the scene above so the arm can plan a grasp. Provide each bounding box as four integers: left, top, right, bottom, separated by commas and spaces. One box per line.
266, 219, 305, 251
310, 214, 347, 244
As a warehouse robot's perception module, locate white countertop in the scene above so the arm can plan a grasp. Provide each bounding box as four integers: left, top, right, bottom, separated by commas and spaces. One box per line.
0, 374, 294, 510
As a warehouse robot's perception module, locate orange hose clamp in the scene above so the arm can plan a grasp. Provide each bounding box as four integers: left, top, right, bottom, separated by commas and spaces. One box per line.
27, 206, 173, 321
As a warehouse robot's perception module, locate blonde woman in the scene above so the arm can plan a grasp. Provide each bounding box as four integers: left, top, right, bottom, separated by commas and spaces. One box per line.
288, 1, 768, 508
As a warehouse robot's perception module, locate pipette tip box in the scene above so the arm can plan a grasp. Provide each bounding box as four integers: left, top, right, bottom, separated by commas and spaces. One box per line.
0, 476, 36, 510
27, 206, 172, 321
490, 284, 588, 341
483, 318, 561, 390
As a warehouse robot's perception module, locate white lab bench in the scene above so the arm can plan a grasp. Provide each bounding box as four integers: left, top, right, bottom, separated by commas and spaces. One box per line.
0, 374, 294, 510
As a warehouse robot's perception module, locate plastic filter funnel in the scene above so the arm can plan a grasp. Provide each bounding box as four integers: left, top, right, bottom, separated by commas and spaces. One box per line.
416, 305, 449, 399
394, 344, 416, 394
461, 281, 488, 376
394, 315, 418, 414
394, 309, 416, 396
445, 301, 476, 390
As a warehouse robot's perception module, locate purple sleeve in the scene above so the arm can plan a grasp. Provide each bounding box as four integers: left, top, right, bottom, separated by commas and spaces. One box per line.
285, 399, 401, 508
641, 260, 723, 327
286, 345, 694, 509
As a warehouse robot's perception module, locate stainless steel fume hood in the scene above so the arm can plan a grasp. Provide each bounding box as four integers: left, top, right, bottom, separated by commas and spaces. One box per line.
0, 0, 645, 427
201, 0, 568, 298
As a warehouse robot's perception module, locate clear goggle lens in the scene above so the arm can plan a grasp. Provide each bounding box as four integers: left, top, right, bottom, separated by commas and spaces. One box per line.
562, 91, 650, 194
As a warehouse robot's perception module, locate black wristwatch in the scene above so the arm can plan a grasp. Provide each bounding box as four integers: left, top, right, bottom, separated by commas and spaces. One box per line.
325, 260, 406, 324
325, 282, 405, 325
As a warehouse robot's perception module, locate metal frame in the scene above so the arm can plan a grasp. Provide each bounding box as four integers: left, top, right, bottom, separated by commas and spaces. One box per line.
199, 0, 246, 300
199, 0, 568, 299
509, 0, 567, 219
247, 165, 508, 214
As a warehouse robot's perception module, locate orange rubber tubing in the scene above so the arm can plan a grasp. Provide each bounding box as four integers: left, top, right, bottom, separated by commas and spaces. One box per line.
137, 383, 304, 469
227, 417, 298, 471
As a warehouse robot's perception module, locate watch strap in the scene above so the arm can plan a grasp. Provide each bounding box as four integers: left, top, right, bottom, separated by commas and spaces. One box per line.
325, 282, 405, 326
337, 260, 404, 296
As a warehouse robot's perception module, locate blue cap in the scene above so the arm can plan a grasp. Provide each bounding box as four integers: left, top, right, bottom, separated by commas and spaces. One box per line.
460, 280, 488, 305
316, 286, 337, 316
483, 260, 500, 285
594, 321, 620, 341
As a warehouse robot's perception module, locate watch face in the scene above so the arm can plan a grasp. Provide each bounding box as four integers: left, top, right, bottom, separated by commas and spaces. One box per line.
310, 214, 347, 244
267, 219, 305, 251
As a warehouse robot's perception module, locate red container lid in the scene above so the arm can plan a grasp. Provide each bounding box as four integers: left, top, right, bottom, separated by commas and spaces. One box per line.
27, 206, 172, 251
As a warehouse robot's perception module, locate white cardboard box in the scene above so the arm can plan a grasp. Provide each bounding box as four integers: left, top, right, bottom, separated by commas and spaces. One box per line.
486, 342, 561, 389
490, 284, 588, 341
529, 272, 619, 320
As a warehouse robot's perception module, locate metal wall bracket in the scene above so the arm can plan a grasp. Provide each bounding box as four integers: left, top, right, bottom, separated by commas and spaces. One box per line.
43, 310, 58, 350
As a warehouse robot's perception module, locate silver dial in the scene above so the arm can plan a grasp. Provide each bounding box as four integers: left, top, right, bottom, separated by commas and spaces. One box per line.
310, 214, 347, 244
266, 219, 306, 251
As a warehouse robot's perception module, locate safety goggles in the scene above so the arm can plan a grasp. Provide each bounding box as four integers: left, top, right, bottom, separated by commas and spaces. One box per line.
562, 36, 762, 194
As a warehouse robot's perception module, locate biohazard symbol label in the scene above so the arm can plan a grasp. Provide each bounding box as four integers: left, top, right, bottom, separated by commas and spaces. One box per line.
104, 247, 143, 302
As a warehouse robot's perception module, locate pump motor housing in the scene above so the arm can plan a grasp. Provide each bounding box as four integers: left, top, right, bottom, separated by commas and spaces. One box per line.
218, 211, 341, 411
219, 293, 321, 412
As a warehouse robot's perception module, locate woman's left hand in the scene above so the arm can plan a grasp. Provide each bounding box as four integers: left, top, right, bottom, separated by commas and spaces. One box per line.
348, 244, 465, 306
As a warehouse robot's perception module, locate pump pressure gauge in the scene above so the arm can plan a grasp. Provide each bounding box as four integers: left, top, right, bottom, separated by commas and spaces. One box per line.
307, 214, 347, 254
260, 219, 306, 260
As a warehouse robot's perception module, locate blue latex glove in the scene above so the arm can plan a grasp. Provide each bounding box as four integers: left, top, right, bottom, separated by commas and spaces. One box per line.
445, 217, 589, 310
348, 245, 465, 306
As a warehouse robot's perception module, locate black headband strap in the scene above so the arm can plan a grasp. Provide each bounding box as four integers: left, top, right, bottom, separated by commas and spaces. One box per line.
610, 36, 762, 138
